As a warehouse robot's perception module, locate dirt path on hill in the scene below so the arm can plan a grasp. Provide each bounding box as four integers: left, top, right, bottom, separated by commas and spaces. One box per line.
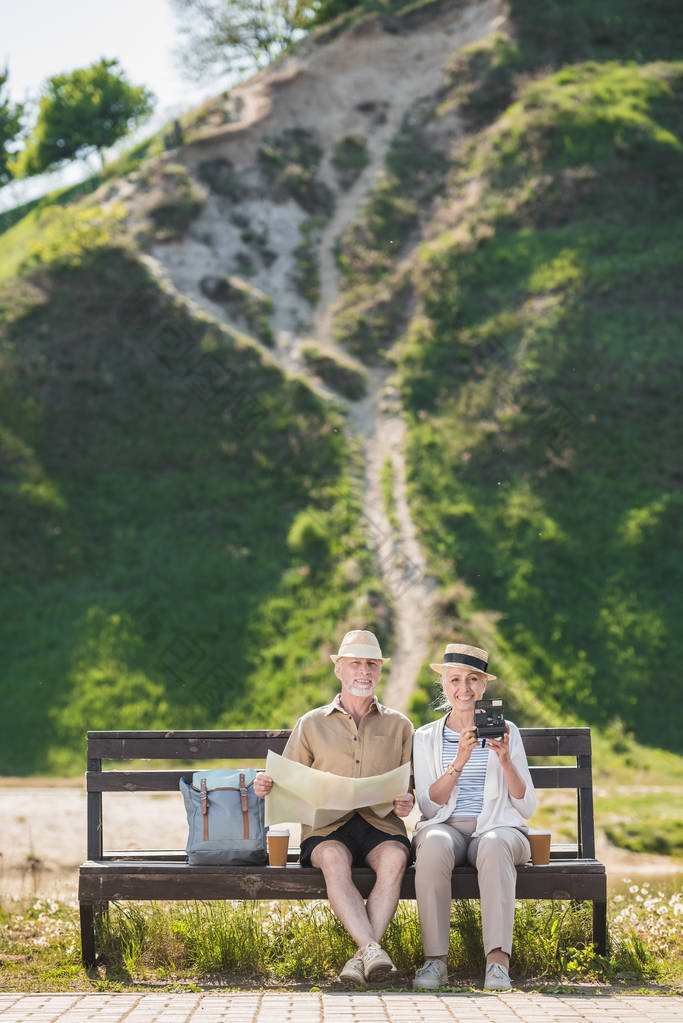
299, 2, 506, 706
346, 373, 436, 710
122, 1, 505, 713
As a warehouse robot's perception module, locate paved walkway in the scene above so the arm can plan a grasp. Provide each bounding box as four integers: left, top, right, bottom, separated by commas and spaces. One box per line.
0, 992, 679, 1023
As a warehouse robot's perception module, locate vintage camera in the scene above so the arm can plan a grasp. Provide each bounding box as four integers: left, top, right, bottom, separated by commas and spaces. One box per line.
474, 698, 506, 747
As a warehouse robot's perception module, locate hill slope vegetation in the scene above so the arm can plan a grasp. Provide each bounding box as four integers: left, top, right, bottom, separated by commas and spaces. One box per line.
398, 57, 682, 749
0, 237, 382, 773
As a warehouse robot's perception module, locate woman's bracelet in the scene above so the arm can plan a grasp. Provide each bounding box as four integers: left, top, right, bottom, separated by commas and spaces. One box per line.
445, 762, 461, 777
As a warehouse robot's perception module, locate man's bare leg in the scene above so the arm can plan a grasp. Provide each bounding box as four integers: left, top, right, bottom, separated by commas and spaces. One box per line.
310, 841, 375, 948
365, 841, 409, 941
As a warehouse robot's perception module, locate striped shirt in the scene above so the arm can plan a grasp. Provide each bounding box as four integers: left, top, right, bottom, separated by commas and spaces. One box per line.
442, 725, 489, 818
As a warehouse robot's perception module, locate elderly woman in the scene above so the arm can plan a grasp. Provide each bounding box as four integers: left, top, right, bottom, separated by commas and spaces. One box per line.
411, 644, 536, 991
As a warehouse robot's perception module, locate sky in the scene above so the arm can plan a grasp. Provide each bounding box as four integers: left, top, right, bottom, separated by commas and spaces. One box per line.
3, 0, 214, 113
1, 0, 230, 208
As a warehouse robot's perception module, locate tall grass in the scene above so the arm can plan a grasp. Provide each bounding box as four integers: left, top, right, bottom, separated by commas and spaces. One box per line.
1, 884, 680, 990
92, 893, 679, 986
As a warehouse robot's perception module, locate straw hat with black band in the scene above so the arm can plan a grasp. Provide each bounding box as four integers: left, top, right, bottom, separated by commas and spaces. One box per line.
429, 643, 496, 680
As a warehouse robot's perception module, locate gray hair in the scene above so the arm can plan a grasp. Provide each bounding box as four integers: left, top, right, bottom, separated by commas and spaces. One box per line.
432, 677, 450, 713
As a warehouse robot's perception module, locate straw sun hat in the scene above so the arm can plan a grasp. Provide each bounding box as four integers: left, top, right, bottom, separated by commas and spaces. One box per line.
429, 643, 497, 680
330, 629, 390, 663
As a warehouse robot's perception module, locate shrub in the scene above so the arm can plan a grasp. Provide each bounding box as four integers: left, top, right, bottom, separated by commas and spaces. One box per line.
445, 33, 524, 129
200, 274, 275, 345
197, 157, 248, 200
275, 164, 335, 217
287, 508, 331, 566
301, 343, 368, 400
258, 128, 323, 179
332, 134, 370, 189
146, 165, 206, 240
292, 218, 324, 304
258, 128, 334, 216
332, 275, 410, 362
22, 203, 127, 269
147, 195, 203, 238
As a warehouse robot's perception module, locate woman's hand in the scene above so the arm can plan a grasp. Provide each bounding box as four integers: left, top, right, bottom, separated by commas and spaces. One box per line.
428, 724, 478, 805
393, 792, 415, 818
254, 772, 273, 798
486, 723, 512, 764
487, 724, 527, 798
453, 725, 479, 770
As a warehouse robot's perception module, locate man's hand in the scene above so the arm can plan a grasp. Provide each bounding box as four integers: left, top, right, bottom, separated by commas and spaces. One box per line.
253, 772, 273, 798
393, 792, 415, 818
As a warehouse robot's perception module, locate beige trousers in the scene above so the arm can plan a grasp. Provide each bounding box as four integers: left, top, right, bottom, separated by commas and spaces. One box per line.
413, 817, 531, 957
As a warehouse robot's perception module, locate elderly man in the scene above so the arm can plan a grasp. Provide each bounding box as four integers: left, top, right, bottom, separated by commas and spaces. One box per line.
254, 629, 414, 987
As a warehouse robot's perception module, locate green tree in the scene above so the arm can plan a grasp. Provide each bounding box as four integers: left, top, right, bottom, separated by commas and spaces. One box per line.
310, 0, 368, 22
171, 0, 316, 79
14, 59, 154, 176
0, 65, 23, 186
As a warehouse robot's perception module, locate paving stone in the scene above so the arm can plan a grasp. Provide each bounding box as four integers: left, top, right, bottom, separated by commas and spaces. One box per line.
1, 993, 683, 1022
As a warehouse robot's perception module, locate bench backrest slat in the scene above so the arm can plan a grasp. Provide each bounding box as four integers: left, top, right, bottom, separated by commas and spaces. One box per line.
87, 727, 592, 760
529, 765, 591, 788
88, 770, 189, 792
87, 731, 290, 760
519, 730, 591, 756
86, 764, 592, 794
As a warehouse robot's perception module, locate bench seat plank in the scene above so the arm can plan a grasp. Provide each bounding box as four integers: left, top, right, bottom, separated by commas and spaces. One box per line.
79, 859, 606, 903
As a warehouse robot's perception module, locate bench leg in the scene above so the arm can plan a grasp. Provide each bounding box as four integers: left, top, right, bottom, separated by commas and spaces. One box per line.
80, 903, 96, 969
593, 899, 608, 955
80, 901, 109, 968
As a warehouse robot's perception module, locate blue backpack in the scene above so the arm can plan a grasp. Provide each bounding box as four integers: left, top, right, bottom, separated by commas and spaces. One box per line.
180, 768, 267, 865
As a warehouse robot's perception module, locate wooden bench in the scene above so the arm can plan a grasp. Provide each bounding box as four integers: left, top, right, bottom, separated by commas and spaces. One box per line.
79, 726, 607, 968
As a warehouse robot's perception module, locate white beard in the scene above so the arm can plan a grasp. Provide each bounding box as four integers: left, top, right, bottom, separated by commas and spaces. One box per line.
347, 680, 377, 697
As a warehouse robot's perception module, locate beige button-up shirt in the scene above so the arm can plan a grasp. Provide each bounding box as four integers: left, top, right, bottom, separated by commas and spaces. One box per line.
283, 693, 414, 843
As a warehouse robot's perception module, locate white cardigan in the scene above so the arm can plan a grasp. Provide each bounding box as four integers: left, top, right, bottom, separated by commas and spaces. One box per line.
413, 714, 536, 835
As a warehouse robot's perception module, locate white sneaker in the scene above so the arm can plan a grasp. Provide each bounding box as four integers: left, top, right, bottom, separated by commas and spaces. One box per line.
413, 958, 449, 990
337, 952, 366, 988
484, 961, 511, 990
358, 941, 395, 983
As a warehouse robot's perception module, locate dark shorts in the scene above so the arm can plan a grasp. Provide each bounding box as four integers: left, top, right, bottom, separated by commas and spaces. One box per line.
300, 812, 411, 868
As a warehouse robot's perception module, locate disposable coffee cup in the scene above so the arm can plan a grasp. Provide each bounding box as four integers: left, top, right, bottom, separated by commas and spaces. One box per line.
267, 828, 290, 867
528, 829, 551, 865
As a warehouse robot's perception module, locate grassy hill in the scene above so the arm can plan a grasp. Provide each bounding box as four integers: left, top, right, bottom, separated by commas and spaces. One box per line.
0, 220, 386, 774
399, 55, 683, 750
0, 0, 681, 831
